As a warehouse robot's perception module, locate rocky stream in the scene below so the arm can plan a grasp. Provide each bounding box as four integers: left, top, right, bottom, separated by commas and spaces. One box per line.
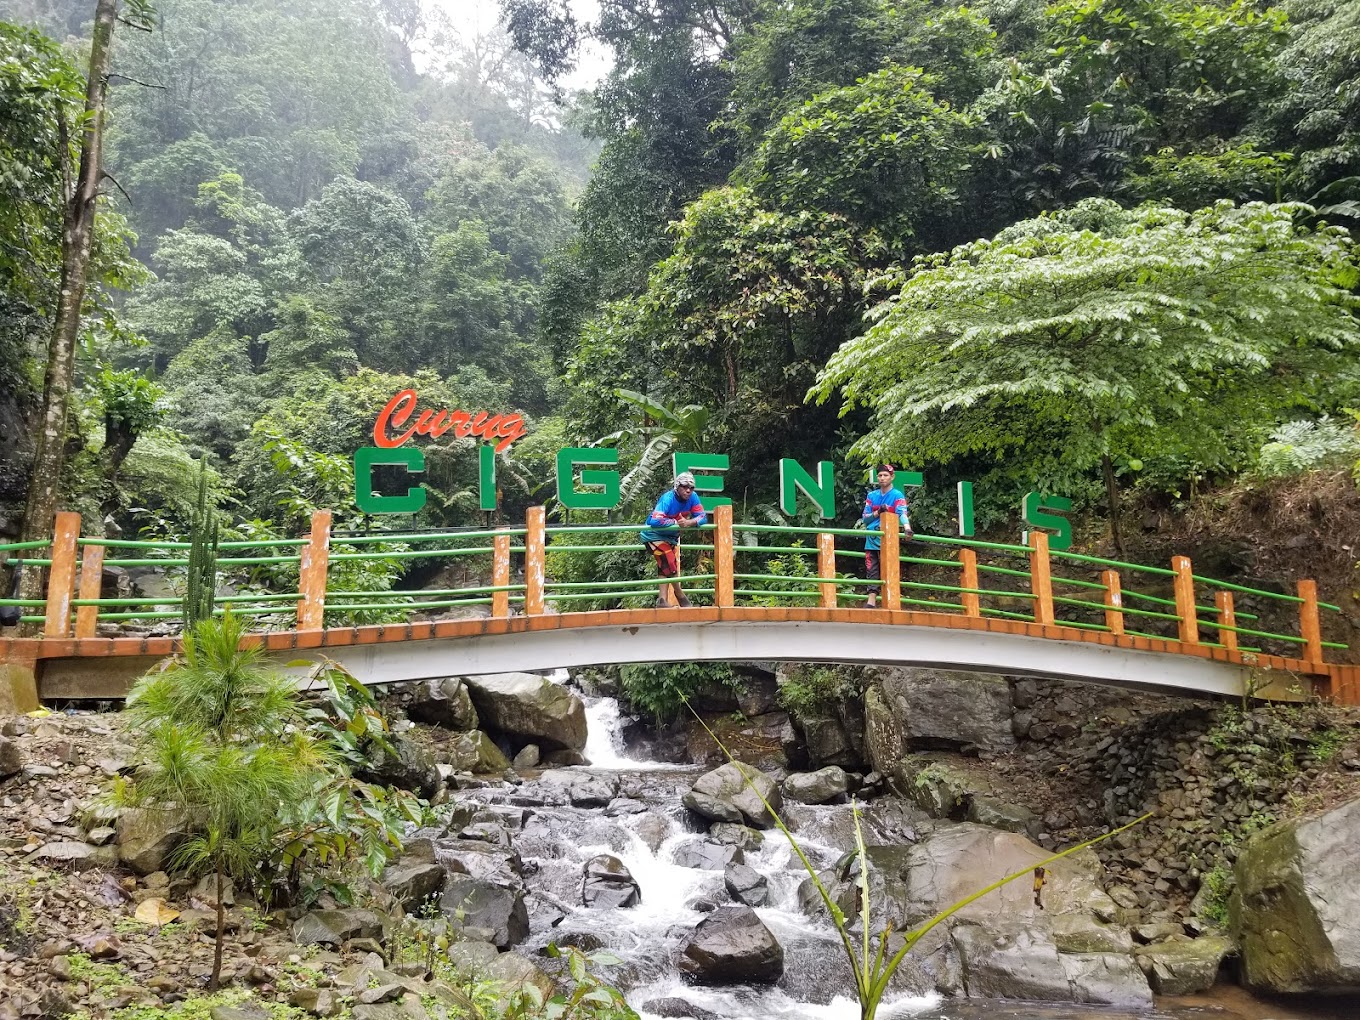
4, 662, 1360, 1020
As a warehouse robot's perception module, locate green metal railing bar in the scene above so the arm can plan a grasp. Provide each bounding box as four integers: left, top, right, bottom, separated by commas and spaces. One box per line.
328, 547, 494, 562
737, 546, 816, 557
326, 583, 526, 599
333, 528, 526, 545
0, 540, 52, 552
980, 606, 1037, 622
324, 598, 497, 613
1051, 548, 1178, 577
0, 599, 47, 607
547, 576, 716, 591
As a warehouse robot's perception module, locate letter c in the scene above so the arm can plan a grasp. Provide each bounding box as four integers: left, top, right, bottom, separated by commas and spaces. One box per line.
355, 446, 427, 514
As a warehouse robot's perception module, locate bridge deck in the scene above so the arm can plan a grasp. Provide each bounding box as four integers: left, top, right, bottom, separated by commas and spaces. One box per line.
6, 606, 1356, 704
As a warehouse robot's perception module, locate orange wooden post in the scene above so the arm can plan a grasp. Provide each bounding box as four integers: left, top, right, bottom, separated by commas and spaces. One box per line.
1102, 569, 1125, 636
959, 548, 980, 618
42, 511, 82, 638
817, 531, 838, 609
1215, 590, 1238, 653
492, 533, 511, 618
74, 542, 105, 639
1298, 579, 1324, 665
1172, 555, 1199, 644
524, 506, 545, 615
1028, 530, 1055, 626
714, 504, 734, 608
296, 509, 332, 630
880, 512, 901, 611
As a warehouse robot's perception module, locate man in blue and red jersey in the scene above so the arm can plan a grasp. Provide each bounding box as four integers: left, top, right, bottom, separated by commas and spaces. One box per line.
641, 471, 707, 608
863, 463, 912, 608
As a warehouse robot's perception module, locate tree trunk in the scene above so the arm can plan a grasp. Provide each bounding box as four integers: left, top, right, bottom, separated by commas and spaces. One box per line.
1102, 454, 1125, 558
17, 0, 120, 600
211, 867, 225, 990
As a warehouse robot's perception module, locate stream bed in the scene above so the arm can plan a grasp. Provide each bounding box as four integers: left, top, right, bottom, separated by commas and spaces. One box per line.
435, 694, 1353, 1020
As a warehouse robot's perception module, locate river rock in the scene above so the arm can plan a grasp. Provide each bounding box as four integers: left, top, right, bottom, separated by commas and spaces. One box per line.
797, 711, 861, 770
952, 923, 1151, 1006
407, 678, 479, 730
683, 761, 782, 829
115, 806, 192, 876
783, 766, 849, 804
26, 841, 118, 871
709, 823, 763, 851
380, 860, 447, 913
672, 839, 742, 871
449, 731, 510, 774
1135, 936, 1234, 994
355, 733, 441, 798
482, 952, 555, 1003
512, 744, 540, 769
440, 875, 529, 948
723, 862, 768, 907
291, 909, 387, 947
1232, 797, 1360, 992
870, 668, 1015, 758
581, 855, 641, 909
0, 735, 21, 778
678, 905, 784, 985
461, 673, 587, 751
641, 998, 720, 1020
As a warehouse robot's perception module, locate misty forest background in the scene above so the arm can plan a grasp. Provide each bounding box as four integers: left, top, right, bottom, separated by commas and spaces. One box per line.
1, 0, 1359, 572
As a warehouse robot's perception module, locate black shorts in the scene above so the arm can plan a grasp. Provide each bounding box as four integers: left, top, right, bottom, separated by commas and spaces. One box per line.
865, 550, 881, 581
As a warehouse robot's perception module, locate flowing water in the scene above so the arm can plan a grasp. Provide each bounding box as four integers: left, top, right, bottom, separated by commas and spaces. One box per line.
457, 688, 1352, 1020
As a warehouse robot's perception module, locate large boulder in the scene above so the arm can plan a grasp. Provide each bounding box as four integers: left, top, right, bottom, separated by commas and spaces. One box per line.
678, 905, 784, 985
783, 766, 849, 805
952, 924, 1150, 1006
440, 875, 529, 948
1232, 797, 1360, 992
682, 762, 782, 829
672, 839, 743, 872
869, 668, 1015, 760
115, 807, 193, 876
581, 855, 641, 909
407, 678, 479, 730
354, 734, 441, 799
461, 673, 586, 752
380, 859, 447, 913
448, 731, 510, 774
1134, 936, 1234, 995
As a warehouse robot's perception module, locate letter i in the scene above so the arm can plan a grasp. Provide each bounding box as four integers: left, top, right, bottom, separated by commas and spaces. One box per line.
957, 481, 975, 538
479, 445, 497, 512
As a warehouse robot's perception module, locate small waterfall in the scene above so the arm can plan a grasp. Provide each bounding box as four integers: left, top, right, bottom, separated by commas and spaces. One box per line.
582, 695, 679, 771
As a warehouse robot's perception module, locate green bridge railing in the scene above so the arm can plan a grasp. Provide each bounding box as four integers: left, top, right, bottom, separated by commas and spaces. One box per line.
0, 506, 1347, 671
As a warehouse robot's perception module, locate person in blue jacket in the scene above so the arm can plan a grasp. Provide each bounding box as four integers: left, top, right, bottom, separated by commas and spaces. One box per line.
863, 463, 911, 608
641, 471, 707, 608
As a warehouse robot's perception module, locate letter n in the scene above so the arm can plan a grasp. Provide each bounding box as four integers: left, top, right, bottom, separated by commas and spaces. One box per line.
779, 459, 836, 520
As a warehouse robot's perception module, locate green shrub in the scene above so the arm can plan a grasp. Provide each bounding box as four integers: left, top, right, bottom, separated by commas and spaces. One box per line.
620, 661, 742, 722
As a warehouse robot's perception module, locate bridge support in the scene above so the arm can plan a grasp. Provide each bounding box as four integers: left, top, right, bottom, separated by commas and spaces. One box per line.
0, 659, 38, 714
1173, 556, 1199, 645
1102, 569, 1124, 636
715, 505, 734, 608
1298, 580, 1323, 666
1215, 591, 1237, 652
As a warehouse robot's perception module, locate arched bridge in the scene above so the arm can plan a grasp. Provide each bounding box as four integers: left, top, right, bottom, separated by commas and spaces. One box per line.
2, 506, 1356, 708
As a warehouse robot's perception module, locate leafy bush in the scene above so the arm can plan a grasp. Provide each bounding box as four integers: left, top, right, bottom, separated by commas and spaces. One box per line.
1255, 416, 1360, 477
620, 661, 742, 722
778, 665, 858, 716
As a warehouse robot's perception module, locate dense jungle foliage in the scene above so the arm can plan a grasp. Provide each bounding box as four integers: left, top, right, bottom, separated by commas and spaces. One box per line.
1, 0, 1359, 553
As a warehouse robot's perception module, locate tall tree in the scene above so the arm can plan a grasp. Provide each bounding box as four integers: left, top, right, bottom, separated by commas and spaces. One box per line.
812, 200, 1360, 553
20, 0, 153, 571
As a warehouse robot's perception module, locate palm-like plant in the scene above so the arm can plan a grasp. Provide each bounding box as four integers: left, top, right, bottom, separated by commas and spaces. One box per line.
125, 612, 329, 988
595, 388, 711, 507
